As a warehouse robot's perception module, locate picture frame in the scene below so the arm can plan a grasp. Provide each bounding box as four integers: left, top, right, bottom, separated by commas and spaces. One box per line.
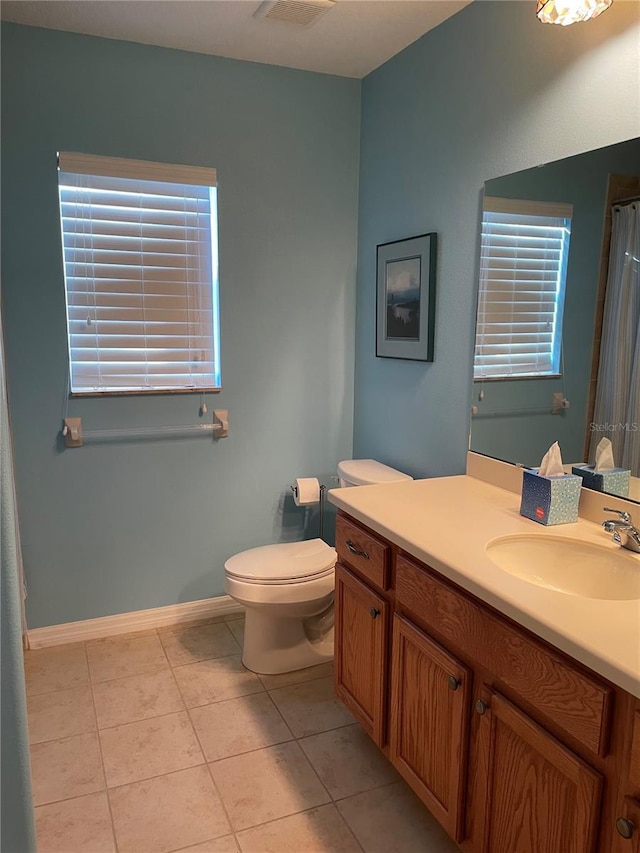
376, 232, 437, 361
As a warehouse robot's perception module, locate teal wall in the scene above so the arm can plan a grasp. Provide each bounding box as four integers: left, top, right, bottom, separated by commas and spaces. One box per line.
3, 6, 640, 626
354, 0, 640, 477
472, 138, 640, 468
1, 24, 360, 628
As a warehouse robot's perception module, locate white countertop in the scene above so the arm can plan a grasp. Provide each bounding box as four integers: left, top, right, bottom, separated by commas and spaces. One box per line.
329, 475, 640, 698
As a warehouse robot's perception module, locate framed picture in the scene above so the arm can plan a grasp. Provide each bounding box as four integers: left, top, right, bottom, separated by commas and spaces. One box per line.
376, 232, 437, 361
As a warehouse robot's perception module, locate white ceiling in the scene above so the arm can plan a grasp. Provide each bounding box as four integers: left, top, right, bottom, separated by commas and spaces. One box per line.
0, 0, 471, 78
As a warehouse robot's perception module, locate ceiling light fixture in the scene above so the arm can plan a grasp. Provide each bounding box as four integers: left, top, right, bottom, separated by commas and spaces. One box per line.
536, 0, 613, 25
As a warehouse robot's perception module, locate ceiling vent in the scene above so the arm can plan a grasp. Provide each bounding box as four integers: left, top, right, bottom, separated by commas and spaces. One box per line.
253, 0, 336, 29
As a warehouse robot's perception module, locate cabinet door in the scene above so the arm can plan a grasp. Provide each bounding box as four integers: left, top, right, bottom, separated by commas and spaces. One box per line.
390, 615, 471, 843
334, 564, 389, 746
472, 690, 602, 853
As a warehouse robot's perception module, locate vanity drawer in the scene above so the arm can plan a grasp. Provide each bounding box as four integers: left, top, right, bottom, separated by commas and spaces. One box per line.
630, 708, 640, 788
395, 554, 613, 756
335, 514, 390, 592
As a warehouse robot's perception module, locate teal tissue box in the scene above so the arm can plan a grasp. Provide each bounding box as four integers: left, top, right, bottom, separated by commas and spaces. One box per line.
571, 465, 630, 498
520, 470, 581, 526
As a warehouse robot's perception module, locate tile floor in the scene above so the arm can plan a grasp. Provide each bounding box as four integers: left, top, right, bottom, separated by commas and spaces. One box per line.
25, 614, 459, 853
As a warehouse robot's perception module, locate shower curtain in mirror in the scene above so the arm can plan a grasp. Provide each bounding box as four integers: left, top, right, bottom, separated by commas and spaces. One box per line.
591, 201, 640, 476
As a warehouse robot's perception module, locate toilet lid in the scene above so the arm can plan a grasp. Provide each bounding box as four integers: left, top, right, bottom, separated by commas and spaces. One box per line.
337, 458, 413, 486
225, 538, 336, 583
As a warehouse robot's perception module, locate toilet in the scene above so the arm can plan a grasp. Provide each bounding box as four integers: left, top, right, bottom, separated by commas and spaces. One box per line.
224, 459, 412, 674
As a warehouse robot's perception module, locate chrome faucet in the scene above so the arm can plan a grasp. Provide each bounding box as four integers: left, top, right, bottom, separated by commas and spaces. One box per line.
602, 508, 640, 554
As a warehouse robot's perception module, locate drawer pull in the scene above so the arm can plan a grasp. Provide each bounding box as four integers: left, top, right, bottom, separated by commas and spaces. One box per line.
475, 699, 489, 715
347, 539, 369, 559
447, 675, 461, 691
616, 818, 635, 839
370, 607, 380, 619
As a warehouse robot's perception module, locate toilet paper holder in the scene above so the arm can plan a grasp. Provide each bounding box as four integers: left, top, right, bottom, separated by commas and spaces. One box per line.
290, 482, 327, 540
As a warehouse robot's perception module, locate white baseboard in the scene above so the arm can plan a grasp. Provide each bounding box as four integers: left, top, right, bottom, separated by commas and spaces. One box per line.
26, 595, 243, 649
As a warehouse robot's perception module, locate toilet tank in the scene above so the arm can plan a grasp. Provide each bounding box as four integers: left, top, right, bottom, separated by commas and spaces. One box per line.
337, 459, 413, 488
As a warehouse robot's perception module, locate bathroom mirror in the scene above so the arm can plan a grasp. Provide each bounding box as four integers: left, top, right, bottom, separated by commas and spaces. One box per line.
470, 137, 640, 503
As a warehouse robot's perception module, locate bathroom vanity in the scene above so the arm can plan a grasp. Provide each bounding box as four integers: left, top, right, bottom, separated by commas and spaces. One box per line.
329, 473, 640, 853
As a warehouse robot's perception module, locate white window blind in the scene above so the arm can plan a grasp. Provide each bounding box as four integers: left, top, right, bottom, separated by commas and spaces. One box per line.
474, 196, 572, 380
58, 152, 221, 394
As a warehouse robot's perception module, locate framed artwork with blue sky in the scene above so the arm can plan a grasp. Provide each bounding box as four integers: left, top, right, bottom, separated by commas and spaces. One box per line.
376, 232, 437, 361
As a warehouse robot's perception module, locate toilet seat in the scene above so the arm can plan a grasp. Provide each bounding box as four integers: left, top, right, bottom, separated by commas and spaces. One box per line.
225, 538, 336, 585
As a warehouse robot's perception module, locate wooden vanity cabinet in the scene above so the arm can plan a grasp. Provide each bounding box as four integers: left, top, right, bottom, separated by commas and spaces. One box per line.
471, 690, 602, 853
333, 510, 640, 853
612, 705, 640, 851
334, 513, 394, 747
390, 615, 471, 842
334, 564, 389, 746
630, 709, 640, 790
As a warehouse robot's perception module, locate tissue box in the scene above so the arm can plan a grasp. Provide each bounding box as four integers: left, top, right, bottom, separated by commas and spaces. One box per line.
520, 470, 581, 526
571, 465, 631, 498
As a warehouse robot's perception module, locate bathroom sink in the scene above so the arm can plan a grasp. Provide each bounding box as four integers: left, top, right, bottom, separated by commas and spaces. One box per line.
486, 535, 640, 600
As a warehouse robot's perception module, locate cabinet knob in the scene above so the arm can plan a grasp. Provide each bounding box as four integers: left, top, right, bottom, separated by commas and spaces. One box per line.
346, 539, 369, 559
475, 699, 489, 715
370, 607, 380, 619
616, 818, 635, 839
447, 675, 460, 691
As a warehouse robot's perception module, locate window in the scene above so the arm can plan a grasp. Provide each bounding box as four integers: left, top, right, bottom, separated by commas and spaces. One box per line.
474, 197, 572, 380
58, 152, 220, 394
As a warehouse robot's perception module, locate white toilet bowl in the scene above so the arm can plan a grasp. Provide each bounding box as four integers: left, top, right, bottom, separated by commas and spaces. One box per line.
224, 459, 412, 675
225, 539, 336, 674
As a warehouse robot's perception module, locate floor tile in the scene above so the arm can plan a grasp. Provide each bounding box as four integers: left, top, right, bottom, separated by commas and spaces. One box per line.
27, 686, 96, 744
337, 782, 460, 853
34, 792, 115, 853
24, 643, 89, 696
92, 668, 184, 729
172, 837, 240, 853
259, 662, 333, 691
236, 804, 361, 853
190, 693, 293, 762
160, 622, 240, 666
109, 765, 231, 853
210, 741, 330, 831
100, 710, 203, 787
269, 676, 354, 737
226, 618, 244, 649
173, 655, 264, 708
87, 633, 168, 683
30, 732, 105, 806
299, 724, 399, 800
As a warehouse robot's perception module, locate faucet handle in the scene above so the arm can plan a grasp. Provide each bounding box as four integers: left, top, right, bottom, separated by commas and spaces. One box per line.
603, 507, 632, 524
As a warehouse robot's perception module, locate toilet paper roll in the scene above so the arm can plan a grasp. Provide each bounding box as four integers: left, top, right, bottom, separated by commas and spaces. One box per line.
293, 477, 320, 507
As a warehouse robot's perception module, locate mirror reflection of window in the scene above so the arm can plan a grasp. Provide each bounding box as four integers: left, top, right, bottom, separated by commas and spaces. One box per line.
469, 140, 640, 501
474, 197, 572, 381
